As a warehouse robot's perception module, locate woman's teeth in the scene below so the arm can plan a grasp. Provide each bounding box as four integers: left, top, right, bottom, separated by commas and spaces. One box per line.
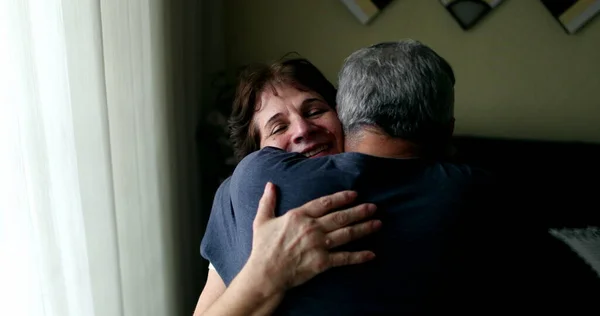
304, 145, 328, 157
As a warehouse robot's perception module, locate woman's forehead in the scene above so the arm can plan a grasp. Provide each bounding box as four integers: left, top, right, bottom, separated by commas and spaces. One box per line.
255, 83, 323, 113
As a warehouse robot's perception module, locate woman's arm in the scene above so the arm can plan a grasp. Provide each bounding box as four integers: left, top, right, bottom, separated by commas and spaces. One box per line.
193, 270, 225, 315
196, 182, 381, 315
198, 264, 283, 316
194, 269, 281, 316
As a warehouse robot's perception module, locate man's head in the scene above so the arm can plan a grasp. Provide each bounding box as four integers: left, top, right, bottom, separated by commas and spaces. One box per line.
337, 40, 456, 157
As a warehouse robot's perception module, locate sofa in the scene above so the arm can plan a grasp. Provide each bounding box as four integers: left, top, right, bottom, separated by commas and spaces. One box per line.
452, 135, 600, 227
451, 135, 600, 310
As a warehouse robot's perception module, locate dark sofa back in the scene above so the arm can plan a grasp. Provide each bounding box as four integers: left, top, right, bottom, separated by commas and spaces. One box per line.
449, 136, 600, 312
452, 135, 600, 228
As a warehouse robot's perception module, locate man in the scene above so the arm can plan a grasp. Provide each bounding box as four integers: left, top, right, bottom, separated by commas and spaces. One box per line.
202, 40, 527, 314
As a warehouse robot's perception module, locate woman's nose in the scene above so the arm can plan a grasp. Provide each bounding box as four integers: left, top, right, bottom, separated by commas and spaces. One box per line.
291, 118, 317, 144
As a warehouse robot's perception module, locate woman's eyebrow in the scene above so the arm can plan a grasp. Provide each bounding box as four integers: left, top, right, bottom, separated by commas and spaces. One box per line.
300, 98, 325, 109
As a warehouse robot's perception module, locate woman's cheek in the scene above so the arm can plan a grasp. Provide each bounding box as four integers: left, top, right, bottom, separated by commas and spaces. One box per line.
325, 115, 343, 137
262, 136, 289, 151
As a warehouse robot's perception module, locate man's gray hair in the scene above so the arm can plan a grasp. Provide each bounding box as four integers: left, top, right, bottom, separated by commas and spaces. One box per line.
336, 39, 455, 142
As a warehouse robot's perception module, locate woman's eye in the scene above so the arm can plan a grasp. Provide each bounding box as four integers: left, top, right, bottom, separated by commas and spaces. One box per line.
271, 125, 286, 135
307, 108, 327, 117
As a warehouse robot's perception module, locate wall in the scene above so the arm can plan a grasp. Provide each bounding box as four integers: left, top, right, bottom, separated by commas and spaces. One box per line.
224, 0, 600, 143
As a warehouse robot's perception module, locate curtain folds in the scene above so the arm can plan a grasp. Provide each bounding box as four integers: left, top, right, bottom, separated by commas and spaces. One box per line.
0, 0, 216, 314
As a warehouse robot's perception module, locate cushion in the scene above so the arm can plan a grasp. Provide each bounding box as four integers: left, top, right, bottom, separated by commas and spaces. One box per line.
550, 226, 600, 279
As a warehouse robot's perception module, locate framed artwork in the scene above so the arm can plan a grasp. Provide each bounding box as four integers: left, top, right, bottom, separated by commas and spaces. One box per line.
340, 0, 395, 25
440, 0, 504, 30
541, 0, 600, 34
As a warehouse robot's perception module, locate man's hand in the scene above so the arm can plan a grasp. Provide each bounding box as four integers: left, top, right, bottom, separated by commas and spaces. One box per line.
245, 182, 382, 296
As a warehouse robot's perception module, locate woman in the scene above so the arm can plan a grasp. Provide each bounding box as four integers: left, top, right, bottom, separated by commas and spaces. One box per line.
229, 57, 343, 160
194, 57, 380, 315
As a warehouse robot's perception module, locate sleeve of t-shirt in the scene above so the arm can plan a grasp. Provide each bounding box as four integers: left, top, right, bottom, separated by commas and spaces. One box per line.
199, 177, 244, 283
229, 147, 357, 220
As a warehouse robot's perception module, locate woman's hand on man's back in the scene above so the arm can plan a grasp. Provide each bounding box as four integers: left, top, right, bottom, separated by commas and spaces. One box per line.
244, 182, 381, 296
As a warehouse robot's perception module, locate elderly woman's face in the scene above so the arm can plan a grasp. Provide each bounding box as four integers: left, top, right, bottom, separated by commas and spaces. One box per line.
253, 83, 343, 158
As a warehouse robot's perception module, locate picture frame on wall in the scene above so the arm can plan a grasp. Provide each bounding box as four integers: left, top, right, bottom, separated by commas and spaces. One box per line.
540, 0, 600, 34
340, 0, 395, 25
440, 0, 504, 30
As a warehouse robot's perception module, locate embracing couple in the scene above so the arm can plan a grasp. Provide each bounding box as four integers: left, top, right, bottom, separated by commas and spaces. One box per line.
194, 40, 534, 315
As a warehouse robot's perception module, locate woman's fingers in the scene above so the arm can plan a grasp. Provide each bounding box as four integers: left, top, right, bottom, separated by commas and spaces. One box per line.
300, 190, 358, 218
328, 251, 376, 268
325, 219, 382, 249
318, 203, 377, 233
254, 182, 277, 227
247, 188, 381, 291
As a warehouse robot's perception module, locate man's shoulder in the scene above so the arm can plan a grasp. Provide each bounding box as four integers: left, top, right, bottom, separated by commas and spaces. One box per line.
232, 147, 351, 186
230, 149, 364, 216
415, 161, 500, 204
236, 146, 345, 171
433, 161, 496, 183
235, 147, 307, 172
212, 176, 232, 206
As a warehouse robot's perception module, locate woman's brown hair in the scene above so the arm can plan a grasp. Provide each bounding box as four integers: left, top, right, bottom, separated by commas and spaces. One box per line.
228, 55, 336, 160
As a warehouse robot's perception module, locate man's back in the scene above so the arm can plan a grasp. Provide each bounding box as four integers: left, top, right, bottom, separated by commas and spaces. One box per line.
272, 155, 496, 315
203, 147, 505, 315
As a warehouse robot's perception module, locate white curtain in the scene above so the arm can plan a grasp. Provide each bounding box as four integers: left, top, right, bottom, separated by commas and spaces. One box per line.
0, 0, 210, 314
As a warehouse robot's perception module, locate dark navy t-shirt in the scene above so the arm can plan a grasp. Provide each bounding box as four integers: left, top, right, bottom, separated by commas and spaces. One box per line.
200, 147, 507, 315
